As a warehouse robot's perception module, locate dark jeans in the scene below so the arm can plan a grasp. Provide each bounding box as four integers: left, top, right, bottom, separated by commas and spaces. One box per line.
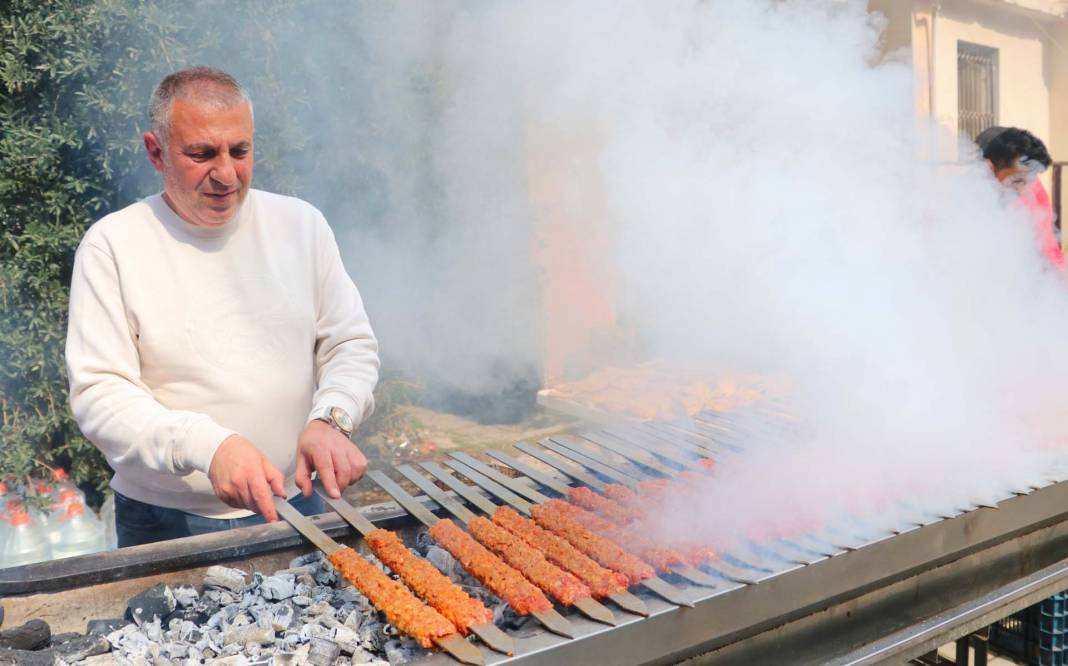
115, 491, 325, 548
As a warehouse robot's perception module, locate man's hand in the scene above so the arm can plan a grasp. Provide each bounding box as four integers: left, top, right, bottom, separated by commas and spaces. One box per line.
296, 420, 368, 499
208, 434, 287, 521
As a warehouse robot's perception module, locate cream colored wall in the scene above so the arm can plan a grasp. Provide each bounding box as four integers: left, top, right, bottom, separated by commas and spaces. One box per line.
1049, 21, 1068, 162
931, 0, 1052, 173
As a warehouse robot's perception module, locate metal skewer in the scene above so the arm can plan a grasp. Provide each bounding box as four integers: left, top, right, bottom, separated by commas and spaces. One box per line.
419, 461, 650, 618
394, 465, 619, 627
441, 458, 695, 607
449, 453, 723, 589
272, 497, 485, 665
366, 471, 577, 639
310, 483, 514, 656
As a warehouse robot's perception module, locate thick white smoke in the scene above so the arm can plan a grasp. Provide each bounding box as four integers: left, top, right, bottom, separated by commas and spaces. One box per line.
337, 0, 1068, 543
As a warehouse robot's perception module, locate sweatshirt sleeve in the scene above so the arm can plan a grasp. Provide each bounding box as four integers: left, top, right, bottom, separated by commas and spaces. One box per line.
66, 240, 236, 475
309, 216, 380, 428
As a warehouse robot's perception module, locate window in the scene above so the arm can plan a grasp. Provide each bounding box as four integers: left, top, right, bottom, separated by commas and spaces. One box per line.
957, 41, 999, 141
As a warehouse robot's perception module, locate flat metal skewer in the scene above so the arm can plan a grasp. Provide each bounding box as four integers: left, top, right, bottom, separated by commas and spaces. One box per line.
396, 465, 618, 627
573, 433, 683, 477
367, 471, 576, 639
442, 458, 695, 607
272, 497, 484, 665
423, 460, 649, 617
540, 439, 643, 488
592, 429, 703, 469
450, 453, 724, 589
512, 443, 609, 492
311, 483, 514, 656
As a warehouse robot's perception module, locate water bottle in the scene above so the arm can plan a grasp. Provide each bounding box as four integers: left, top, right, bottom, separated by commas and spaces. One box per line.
50, 503, 105, 560
98, 494, 118, 550
3, 508, 50, 568
50, 468, 84, 503
47, 489, 82, 551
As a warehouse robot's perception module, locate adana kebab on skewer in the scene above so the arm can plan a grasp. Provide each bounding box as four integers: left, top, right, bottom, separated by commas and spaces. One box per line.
397, 464, 618, 625
416, 462, 648, 617
450, 452, 717, 574
270, 497, 483, 665
364, 529, 495, 631
367, 470, 576, 639
313, 481, 512, 657
329, 548, 457, 648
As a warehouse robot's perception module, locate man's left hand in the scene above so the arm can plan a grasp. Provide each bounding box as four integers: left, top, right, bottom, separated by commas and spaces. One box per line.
296, 420, 368, 499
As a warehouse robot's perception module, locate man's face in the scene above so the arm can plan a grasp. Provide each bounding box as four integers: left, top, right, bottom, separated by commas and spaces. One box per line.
143, 97, 254, 227
993, 159, 1041, 195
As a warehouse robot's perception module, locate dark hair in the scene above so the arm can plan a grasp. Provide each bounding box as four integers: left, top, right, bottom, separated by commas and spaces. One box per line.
975, 126, 1051, 170
149, 66, 252, 144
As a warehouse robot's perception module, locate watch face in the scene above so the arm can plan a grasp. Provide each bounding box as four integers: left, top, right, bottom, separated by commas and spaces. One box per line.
330, 407, 354, 433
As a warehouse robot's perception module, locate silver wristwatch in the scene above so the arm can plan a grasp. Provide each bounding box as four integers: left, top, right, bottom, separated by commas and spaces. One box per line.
311, 405, 354, 438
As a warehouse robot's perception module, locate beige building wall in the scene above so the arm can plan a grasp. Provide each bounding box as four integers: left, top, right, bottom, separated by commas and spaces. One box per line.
869, 0, 1066, 191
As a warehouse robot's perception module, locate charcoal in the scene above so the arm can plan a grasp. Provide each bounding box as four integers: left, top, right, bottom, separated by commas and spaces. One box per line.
314, 564, 338, 586
290, 551, 323, 568
127, 584, 176, 625
300, 623, 332, 642
223, 625, 274, 647
142, 618, 163, 643
342, 610, 364, 630
414, 531, 434, 554
162, 640, 189, 661
292, 595, 313, 607
272, 653, 301, 666
0, 647, 54, 665
52, 634, 110, 662
382, 623, 399, 637
305, 600, 334, 618
179, 620, 199, 642
260, 574, 296, 601
271, 604, 297, 632
298, 573, 317, 589
359, 623, 382, 652
0, 618, 50, 650
426, 546, 458, 579
275, 564, 317, 577
229, 611, 254, 629
211, 655, 250, 665
280, 631, 301, 652
204, 566, 248, 593
79, 655, 120, 665
86, 618, 126, 636
307, 637, 341, 666
173, 583, 199, 608
333, 587, 363, 606
204, 588, 240, 606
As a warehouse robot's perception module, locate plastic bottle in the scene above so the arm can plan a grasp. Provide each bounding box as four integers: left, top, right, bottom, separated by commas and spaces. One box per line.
0, 483, 10, 548
4, 508, 51, 568
47, 489, 83, 551
51, 468, 84, 503
50, 503, 105, 560
98, 493, 118, 550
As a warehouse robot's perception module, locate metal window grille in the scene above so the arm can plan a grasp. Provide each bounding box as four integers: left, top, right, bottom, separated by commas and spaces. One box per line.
957, 42, 998, 142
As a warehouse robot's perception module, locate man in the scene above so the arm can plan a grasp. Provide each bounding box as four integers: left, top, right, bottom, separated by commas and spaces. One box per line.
65, 67, 380, 546
975, 126, 1061, 266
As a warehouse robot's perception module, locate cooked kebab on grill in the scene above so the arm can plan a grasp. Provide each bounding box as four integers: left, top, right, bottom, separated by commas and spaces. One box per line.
566, 486, 641, 525
467, 515, 591, 606
428, 518, 554, 615
364, 528, 494, 634
529, 501, 656, 585
328, 547, 457, 649
544, 499, 690, 572
491, 505, 630, 599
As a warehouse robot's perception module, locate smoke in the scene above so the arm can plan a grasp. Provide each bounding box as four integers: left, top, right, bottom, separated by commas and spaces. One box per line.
169, 1, 1068, 538
330, 0, 1068, 542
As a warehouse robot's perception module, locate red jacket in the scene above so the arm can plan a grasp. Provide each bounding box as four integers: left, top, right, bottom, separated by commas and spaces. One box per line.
1021, 179, 1063, 267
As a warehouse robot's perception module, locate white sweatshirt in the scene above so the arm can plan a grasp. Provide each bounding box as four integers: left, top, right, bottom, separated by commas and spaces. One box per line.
66, 190, 379, 517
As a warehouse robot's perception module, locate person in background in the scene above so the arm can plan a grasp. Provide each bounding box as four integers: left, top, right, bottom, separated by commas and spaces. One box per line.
65, 66, 380, 546
975, 126, 1061, 267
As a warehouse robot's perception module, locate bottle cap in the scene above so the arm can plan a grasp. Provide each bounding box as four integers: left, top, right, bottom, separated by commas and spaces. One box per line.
68, 503, 85, 517
52, 468, 69, 481
10, 510, 30, 526
58, 489, 78, 503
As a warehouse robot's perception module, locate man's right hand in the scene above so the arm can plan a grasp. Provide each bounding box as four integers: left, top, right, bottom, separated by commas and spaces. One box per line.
208, 434, 287, 521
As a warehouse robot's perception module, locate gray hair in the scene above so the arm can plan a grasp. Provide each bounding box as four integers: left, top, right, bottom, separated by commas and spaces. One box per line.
148, 66, 253, 144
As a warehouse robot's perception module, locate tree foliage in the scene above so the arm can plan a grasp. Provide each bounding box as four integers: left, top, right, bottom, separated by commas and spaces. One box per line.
0, 0, 311, 496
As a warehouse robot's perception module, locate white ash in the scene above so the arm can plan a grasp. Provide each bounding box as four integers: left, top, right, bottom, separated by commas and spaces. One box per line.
85, 550, 433, 665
